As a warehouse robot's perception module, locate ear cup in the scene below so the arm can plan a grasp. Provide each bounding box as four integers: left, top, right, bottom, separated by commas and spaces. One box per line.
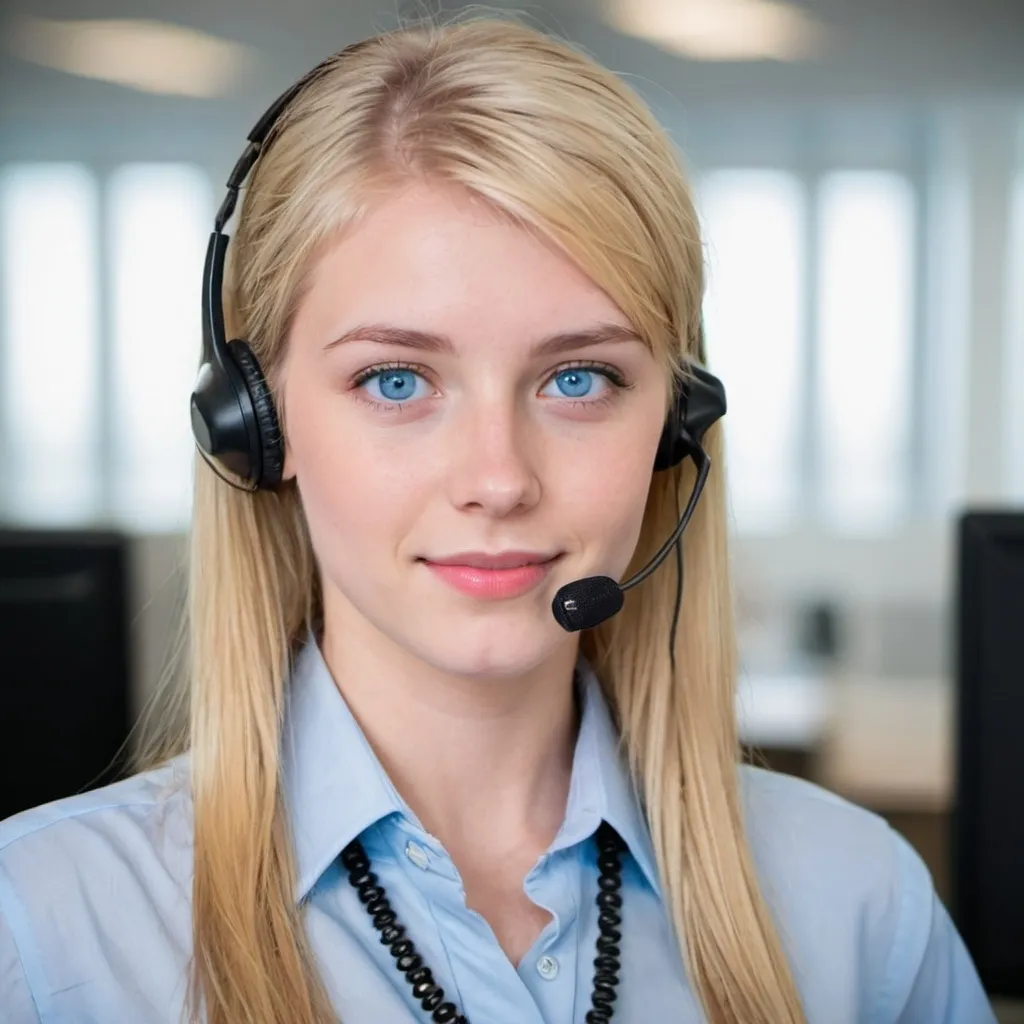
227, 339, 285, 488
653, 364, 728, 472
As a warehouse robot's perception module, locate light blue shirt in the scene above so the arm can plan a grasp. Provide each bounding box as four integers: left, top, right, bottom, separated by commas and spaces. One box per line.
0, 637, 995, 1023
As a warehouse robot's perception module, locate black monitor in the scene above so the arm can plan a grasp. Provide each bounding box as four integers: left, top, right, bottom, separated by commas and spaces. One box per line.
0, 530, 132, 821
954, 510, 1024, 998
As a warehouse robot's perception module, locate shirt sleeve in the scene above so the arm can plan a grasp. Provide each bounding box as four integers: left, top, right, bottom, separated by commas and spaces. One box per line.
0, 901, 41, 1024
878, 828, 996, 1024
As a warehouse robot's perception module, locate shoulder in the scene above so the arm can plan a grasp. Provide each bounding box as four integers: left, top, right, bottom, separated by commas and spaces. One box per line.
0, 754, 193, 905
739, 762, 897, 863
0, 754, 192, 862
737, 764, 912, 938
0, 754, 193, 917
0, 758, 195, 1021
736, 766, 987, 1022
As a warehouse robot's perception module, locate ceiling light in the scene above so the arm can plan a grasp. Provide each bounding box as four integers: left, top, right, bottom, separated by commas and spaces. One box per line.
604, 0, 825, 62
8, 17, 254, 97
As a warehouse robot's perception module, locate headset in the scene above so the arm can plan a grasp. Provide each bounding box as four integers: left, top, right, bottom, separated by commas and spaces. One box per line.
190, 50, 728, 639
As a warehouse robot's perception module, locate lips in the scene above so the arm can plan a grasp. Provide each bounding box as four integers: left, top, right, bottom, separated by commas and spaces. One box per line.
421, 556, 560, 600
422, 551, 559, 570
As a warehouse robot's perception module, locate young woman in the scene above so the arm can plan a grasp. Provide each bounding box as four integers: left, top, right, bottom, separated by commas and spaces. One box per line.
0, 16, 993, 1024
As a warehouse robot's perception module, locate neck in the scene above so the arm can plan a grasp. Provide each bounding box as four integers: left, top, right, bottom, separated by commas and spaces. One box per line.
320, 622, 581, 864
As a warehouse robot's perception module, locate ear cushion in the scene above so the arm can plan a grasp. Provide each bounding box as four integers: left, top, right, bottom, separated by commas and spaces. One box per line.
654, 381, 691, 471
227, 339, 285, 488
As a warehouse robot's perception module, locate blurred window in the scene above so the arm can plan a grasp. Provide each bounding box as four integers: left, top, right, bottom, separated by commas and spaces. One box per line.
698, 168, 916, 534
699, 170, 806, 532
817, 171, 915, 530
109, 164, 211, 529
0, 164, 101, 523
0, 161, 210, 530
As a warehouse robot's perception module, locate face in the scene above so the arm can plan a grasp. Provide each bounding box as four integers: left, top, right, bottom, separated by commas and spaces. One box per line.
280, 180, 667, 680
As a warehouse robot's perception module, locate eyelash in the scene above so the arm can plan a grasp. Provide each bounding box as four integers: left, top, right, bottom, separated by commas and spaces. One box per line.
349, 360, 633, 414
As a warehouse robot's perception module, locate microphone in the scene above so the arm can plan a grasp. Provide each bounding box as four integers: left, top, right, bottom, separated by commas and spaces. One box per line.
551, 447, 711, 632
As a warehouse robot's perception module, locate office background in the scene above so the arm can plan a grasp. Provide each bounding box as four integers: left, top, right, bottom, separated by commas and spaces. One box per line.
0, 0, 1022, 1015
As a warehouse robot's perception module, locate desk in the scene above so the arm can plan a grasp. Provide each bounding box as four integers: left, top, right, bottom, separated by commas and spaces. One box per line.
737, 671, 953, 811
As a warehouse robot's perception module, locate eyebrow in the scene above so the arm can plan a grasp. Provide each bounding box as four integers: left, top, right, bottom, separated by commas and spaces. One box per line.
321, 322, 644, 358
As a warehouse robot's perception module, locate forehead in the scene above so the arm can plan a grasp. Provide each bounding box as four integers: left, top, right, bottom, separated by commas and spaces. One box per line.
292, 180, 632, 354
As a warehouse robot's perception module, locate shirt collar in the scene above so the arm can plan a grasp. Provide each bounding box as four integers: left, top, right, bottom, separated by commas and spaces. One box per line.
563, 656, 662, 899
281, 634, 661, 903
281, 635, 409, 902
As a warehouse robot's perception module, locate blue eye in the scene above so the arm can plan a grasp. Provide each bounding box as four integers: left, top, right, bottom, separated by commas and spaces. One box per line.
359, 367, 429, 404
541, 367, 608, 400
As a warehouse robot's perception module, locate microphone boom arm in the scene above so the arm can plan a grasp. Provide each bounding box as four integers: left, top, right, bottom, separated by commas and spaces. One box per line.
620, 447, 710, 592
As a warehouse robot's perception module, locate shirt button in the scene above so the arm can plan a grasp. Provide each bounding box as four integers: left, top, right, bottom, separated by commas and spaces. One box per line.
536, 955, 559, 980
404, 840, 430, 870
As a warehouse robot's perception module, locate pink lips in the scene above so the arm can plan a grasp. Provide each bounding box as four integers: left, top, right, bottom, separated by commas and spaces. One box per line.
420, 554, 560, 599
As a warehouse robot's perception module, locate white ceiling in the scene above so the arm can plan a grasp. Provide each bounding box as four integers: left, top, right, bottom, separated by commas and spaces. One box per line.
1, 0, 1022, 158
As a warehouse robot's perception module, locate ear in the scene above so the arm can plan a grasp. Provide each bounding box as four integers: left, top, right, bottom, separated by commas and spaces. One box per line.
281, 440, 297, 483
274, 368, 297, 483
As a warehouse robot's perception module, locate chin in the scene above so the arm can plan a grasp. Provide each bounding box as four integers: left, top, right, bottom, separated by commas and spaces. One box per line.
405, 615, 567, 680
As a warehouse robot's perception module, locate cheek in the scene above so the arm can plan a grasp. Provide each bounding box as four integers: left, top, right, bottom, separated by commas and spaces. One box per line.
295, 456, 422, 613
296, 446, 418, 555
566, 430, 661, 565
285, 385, 421, 561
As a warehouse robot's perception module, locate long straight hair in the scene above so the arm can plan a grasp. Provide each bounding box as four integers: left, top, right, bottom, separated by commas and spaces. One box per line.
140, 14, 806, 1024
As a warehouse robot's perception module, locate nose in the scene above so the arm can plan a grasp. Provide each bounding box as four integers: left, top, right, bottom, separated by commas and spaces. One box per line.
444, 394, 543, 517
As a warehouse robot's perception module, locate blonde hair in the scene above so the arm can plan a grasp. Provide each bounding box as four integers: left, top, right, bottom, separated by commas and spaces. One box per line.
141, 14, 805, 1024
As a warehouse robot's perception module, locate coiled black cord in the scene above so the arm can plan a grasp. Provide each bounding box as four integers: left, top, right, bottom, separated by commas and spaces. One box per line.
341, 820, 626, 1023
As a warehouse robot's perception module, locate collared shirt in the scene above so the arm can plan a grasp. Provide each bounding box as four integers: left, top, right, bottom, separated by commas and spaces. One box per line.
0, 638, 995, 1023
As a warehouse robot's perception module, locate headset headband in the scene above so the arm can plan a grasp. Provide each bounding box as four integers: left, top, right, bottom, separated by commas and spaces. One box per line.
191, 45, 725, 491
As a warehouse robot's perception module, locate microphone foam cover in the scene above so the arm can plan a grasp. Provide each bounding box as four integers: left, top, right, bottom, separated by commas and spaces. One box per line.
551, 576, 625, 632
